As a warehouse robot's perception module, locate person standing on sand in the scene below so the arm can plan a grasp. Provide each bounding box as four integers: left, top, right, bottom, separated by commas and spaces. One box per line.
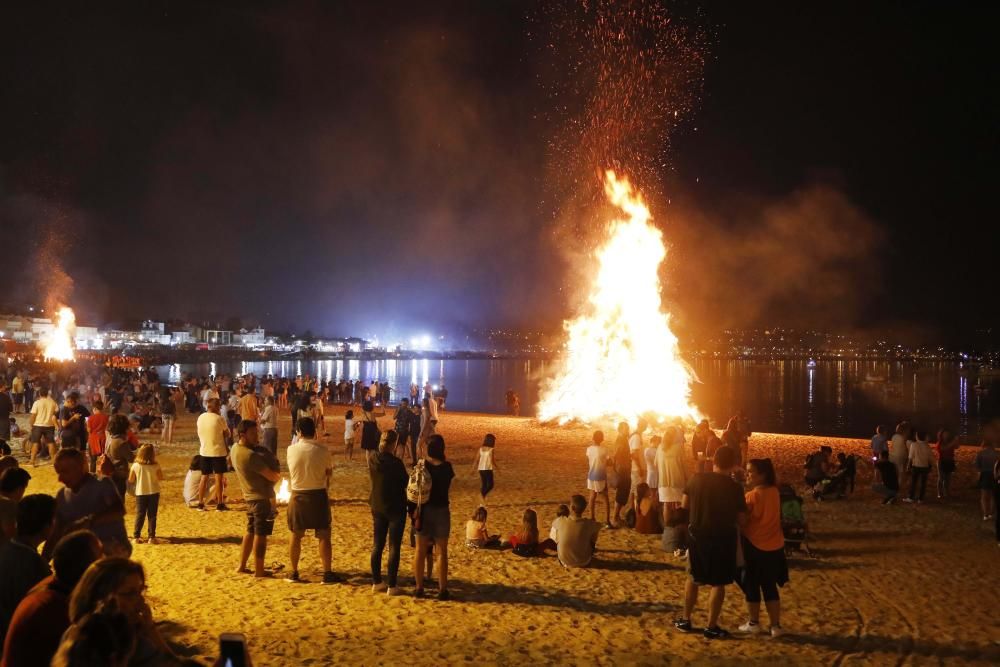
585, 431, 611, 526
414, 435, 454, 601
231, 420, 281, 578
903, 430, 932, 504
656, 426, 688, 527
196, 398, 230, 511
259, 396, 278, 457
974, 439, 998, 522
628, 420, 648, 512
611, 422, 631, 527
934, 429, 958, 499
286, 417, 339, 584
674, 446, 747, 640
889, 422, 910, 491
369, 431, 408, 595
736, 458, 788, 638
473, 434, 497, 507
393, 399, 413, 461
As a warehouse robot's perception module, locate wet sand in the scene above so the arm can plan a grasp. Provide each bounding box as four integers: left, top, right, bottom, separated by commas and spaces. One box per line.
23, 407, 1000, 665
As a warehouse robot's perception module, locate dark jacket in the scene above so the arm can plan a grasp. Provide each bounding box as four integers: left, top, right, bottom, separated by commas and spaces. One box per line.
369, 451, 408, 516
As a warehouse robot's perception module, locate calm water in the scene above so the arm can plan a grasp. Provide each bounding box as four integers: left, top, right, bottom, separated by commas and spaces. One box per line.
159, 358, 1000, 438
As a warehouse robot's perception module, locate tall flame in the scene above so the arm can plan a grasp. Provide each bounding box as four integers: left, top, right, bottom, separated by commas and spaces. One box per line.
275, 478, 291, 505
538, 170, 699, 425
42, 307, 77, 362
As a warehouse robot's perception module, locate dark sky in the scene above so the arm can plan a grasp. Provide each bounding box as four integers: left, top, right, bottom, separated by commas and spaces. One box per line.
2, 1, 997, 343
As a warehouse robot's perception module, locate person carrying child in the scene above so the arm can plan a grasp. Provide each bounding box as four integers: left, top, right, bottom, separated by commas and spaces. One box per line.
128, 444, 164, 544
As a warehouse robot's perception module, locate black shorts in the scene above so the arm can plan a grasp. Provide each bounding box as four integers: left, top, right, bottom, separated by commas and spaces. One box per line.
687, 532, 738, 586
246, 499, 275, 536
615, 478, 630, 506
30, 426, 55, 444
200, 456, 228, 475
287, 489, 331, 533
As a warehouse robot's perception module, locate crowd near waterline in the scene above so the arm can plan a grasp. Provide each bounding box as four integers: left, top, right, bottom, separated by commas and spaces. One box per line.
0, 358, 997, 664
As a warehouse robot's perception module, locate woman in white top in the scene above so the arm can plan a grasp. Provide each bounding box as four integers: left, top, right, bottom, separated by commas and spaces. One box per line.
259, 396, 278, 456
472, 434, 497, 506
655, 426, 688, 526
905, 430, 933, 504
129, 444, 164, 544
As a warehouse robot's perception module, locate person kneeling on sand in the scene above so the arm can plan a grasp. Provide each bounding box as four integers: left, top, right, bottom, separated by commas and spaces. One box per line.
231, 420, 281, 578
286, 417, 340, 585
551, 494, 602, 568
674, 445, 748, 640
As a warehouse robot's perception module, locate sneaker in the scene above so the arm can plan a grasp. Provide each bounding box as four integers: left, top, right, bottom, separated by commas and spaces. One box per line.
372, 582, 388, 593
673, 619, 694, 633
285, 571, 301, 583
386, 587, 401, 596
437, 589, 451, 601
901, 498, 914, 503
216, 504, 229, 512
196, 504, 207, 512
738, 621, 764, 635
414, 588, 425, 599
323, 572, 343, 585
770, 626, 785, 638
703, 626, 730, 640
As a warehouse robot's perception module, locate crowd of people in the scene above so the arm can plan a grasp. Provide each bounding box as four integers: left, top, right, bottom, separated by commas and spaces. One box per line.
0, 355, 999, 661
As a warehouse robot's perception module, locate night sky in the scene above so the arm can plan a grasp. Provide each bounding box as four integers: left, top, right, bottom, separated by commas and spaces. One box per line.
2, 1, 996, 344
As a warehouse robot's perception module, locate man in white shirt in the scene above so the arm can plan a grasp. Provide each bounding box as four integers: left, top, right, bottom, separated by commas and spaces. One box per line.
585, 431, 611, 526
285, 416, 338, 584
201, 384, 220, 412
196, 398, 230, 511
28, 387, 59, 466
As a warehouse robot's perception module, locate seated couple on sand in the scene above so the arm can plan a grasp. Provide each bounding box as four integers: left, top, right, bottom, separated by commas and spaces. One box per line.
465, 495, 602, 568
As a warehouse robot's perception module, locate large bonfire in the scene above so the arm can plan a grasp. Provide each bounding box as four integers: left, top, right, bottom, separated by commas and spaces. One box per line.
538, 170, 699, 426
42, 306, 77, 362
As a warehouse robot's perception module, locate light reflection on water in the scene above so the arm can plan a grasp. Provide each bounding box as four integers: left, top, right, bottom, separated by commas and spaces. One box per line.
156, 358, 1000, 438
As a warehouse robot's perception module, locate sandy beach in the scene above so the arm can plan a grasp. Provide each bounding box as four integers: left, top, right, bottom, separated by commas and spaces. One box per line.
21, 407, 1000, 665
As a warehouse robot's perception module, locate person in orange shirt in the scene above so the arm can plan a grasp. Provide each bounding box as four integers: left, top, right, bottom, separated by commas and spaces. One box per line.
737, 458, 789, 638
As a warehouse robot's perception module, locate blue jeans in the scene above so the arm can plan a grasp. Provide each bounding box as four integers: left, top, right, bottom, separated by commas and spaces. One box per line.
371, 511, 406, 587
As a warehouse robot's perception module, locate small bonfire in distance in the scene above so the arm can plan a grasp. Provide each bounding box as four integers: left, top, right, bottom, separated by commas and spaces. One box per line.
538, 170, 700, 427
42, 306, 77, 362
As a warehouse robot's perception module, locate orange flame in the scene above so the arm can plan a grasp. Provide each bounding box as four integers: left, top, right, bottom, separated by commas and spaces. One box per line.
275, 478, 291, 505
42, 306, 77, 362
538, 170, 699, 425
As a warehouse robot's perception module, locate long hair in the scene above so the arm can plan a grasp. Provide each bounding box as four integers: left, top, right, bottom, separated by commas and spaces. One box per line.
69, 558, 146, 624
135, 444, 156, 465
517, 509, 539, 544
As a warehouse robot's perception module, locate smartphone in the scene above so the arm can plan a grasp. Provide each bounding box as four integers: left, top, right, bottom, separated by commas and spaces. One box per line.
219, 633, 247, 667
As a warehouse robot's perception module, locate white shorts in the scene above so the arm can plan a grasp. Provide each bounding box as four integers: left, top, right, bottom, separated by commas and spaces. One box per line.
659, 486, 683, 503
587, 479, 607, 493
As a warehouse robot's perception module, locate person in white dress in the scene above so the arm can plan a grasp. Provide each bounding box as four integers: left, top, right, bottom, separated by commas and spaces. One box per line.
655, 426, 688, 526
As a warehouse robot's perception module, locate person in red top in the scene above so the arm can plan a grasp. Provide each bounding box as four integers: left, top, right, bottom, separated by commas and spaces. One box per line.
2, 529, 103, 667
86, 401, 109, 474
935, 428, 959, 499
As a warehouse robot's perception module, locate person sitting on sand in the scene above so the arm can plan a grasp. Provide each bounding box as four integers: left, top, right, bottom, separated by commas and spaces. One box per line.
231, 420, 281, 578
662, 506, 689, 557
502, 509, 555, 557
674, 445, 747, 640
835, 452, 858, 495
873, 450, 900, 505
466, 506, 500, 549
633, 483, 662, 535
552, 494, 602, 569
803, 446, 832, 488
548, 504, 570, 544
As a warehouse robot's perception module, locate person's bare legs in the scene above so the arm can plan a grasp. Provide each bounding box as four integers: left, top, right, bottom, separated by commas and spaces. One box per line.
764, 600, 781, 628
237, 533, 253, 573
982, 489, 994, 518
437, 541, 448, 592
683, 579, 699, 620
589, 491, 597, 520
746, 600, 761, 624
214, 473, 225, 506
318, 530, 332, 573
707, 586, 726, 628
253, 536, 268, 577
289, 531, 303, 573
198, 474, 210, 506
414, 535, 429, 591
48, 441, 57, 459
602, 490, 611, 524
29, 442, 38, 466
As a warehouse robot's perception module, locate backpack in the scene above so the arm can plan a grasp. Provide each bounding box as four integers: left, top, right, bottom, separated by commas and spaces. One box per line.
406, 459, 433, 505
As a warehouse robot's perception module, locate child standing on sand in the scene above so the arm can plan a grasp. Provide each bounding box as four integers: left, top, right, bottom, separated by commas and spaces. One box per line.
344, 410, 359, 461
473, 434, 497, 506
129, 444, 164, 544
